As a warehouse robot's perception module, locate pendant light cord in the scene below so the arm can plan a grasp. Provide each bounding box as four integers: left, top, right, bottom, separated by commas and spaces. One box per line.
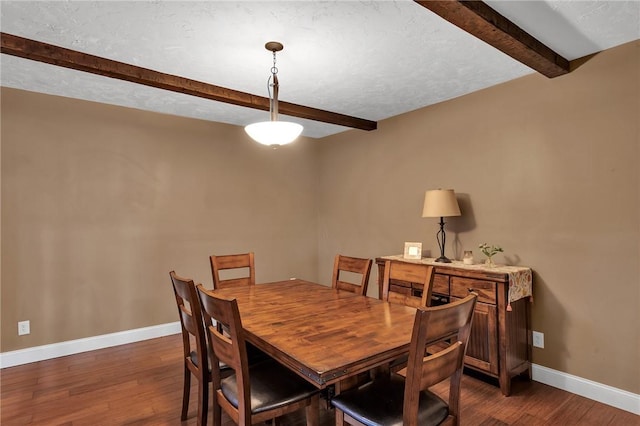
267, 49, 279, 121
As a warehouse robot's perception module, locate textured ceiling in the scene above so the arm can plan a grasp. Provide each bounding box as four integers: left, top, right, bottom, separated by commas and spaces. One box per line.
1, 1, 639, 138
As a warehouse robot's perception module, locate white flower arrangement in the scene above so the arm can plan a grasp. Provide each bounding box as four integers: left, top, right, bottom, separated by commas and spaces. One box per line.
478, 243, 504, 267
479, 243, 503, 260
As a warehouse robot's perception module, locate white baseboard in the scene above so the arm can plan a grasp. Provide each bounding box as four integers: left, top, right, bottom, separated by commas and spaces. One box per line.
2, 328, 638, 415
532, 363, 640, 415
0, 321, 181, 369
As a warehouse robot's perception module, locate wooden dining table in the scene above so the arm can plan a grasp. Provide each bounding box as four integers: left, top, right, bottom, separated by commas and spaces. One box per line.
212, 279, 418, 390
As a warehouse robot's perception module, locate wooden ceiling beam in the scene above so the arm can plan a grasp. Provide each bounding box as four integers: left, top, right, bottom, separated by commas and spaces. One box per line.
415, 1, 570, 78
1, 32, 377, 131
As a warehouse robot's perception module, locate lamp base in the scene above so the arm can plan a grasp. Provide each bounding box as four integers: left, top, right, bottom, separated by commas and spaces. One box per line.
435, 256, 452, 263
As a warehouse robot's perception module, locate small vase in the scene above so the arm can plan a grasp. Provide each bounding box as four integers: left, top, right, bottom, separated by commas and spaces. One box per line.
463, 251, 474, 265
484, 257, 495, 267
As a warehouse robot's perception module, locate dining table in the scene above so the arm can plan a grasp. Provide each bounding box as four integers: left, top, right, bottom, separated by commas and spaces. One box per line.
212, 279, 418, 390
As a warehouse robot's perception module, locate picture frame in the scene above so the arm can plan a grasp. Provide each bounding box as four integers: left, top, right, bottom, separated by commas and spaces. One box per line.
403, 242, 422, 260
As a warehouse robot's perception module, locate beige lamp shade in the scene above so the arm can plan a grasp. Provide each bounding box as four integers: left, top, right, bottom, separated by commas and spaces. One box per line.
422, 189, 461, 218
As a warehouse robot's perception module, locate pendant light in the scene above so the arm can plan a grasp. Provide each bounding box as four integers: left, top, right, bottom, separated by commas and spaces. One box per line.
245, 41, 303, 146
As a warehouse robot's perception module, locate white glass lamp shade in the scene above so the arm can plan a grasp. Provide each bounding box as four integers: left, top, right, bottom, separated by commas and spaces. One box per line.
422, 189, 461, 218
244, 121, 303, 146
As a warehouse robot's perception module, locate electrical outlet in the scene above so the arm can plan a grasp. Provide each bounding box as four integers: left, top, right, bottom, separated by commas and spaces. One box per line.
532, 331, 544, 348
18, 320, 30, 336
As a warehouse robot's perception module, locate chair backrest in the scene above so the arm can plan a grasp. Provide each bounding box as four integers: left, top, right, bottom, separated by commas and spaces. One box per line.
331, 254, 373, 296
196, 284, 252, 423
169, 271, 209, 381
210, 252, 255, 289
382, 260, 435, 308
403, 293, 478, 425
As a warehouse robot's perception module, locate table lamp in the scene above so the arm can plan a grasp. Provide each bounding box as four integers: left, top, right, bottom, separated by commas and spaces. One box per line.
422, 189, 461, 263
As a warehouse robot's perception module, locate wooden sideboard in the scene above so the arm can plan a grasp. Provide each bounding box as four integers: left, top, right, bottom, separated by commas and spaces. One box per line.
375, 256, 532, 396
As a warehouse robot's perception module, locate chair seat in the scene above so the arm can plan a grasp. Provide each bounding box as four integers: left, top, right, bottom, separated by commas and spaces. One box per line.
189, 350, 203, 368
331, 374, 449, 426
221, 359, 318, 415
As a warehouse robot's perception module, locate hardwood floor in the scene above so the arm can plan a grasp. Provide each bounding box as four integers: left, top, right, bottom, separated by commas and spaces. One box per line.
1, 334, 637, 425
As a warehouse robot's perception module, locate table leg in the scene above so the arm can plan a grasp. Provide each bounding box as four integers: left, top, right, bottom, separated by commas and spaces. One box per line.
305, 394, 319, 426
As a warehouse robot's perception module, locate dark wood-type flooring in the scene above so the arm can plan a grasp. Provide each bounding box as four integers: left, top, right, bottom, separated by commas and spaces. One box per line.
1, 334, 637, 425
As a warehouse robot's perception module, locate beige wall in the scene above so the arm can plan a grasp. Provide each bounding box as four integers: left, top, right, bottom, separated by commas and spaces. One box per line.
1, 41, 638, 395
1, 89, 319, 351
316, 40, 639, 394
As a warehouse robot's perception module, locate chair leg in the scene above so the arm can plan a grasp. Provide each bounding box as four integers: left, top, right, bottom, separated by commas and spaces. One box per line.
335, 407, 356, 426
212, 392, 222, 426
306, 394, 320, 426
197, 378, 208, 426
334, 407, 343, 426
181, 365, 191, 420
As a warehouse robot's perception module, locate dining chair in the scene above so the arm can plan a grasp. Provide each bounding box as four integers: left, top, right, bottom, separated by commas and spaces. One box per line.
196, 284, 320, 426
382, 260, 436, 372
209, 251, 270, 366
210, 252, 255, 289
332, 254, 373, 296
169, 270, 213, 426
382, 259, 435, 308
331, 293, 478, 426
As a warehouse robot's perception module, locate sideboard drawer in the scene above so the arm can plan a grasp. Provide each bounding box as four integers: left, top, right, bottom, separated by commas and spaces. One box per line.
433, 274, 450, 295
451, 277, 496, 304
